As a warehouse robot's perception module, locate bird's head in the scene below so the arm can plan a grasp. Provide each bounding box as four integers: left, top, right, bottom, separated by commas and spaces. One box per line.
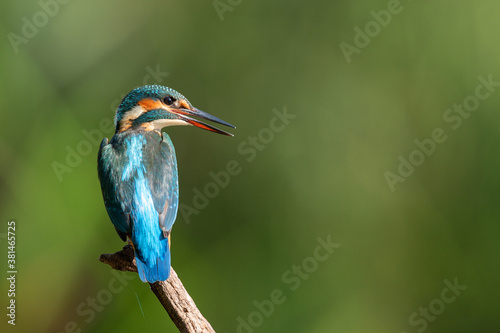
114, 85, 234, 136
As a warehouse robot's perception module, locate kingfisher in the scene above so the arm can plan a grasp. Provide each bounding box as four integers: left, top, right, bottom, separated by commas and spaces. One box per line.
97, 85, 234, 283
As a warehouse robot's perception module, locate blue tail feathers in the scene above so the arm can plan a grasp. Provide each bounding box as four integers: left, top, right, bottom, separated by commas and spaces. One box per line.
135, 241, 171, 283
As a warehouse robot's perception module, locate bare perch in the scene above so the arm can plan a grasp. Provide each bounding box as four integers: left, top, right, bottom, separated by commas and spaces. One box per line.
99, 245, 215, 333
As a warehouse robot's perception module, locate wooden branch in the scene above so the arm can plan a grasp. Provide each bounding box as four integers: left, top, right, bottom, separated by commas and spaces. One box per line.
99, 245, 215, 333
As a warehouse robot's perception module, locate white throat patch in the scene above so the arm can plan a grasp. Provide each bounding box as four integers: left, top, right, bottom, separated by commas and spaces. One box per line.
118, 105, 192, 132
149, 119, 190, 131
118, 105, 145, 130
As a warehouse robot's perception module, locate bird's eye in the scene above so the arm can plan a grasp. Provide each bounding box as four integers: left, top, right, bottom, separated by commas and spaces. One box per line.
163, 96, 176, 105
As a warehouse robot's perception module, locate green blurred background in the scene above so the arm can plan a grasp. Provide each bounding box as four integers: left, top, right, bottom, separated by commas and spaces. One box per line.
1, 0, 499, 332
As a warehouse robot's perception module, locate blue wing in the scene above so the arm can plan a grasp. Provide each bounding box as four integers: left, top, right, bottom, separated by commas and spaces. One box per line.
98, 137, 131, 241
144, 133, 179, 236
98, 131, 179, 282
98, 132, 179, 237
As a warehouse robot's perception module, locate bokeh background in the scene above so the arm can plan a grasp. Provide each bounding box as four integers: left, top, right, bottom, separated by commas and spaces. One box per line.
1, 1, 499, 332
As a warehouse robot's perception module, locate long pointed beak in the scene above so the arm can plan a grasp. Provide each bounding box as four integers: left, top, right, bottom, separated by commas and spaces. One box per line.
172, 107, 235, 136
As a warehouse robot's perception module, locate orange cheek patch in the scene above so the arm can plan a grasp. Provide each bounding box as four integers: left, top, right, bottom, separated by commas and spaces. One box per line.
140, 122, 155, 131
179, 99, 190, 110
117, 123, 132, 133
138, 98, 164, 111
